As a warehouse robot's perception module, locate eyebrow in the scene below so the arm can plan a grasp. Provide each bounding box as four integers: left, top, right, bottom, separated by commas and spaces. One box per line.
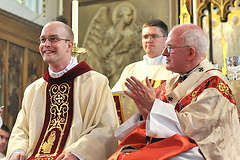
40, 34, 59, 38
142, 34, 161, 36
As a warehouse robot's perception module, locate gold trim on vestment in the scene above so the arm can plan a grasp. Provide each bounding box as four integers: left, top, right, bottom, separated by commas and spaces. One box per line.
35, 83, 70, 157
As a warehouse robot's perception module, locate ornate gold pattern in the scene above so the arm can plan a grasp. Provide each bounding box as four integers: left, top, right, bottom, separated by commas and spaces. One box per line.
35, 83, 70, 157
191, 90, 198, 98
41, 131, 56, 153
218, 82, 230, 95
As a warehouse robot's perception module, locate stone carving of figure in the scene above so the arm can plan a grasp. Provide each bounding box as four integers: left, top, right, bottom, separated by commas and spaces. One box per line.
212, 18, 223, 67
202, 13, 223, 67
225, 15, 240, 57
81, 2, 142, 87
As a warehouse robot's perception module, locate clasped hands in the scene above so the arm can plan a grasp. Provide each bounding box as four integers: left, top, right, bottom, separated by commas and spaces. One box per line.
124, 76, 156, 120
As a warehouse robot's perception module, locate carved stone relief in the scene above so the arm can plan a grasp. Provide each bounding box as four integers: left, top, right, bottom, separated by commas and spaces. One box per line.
79, 2, 142, 87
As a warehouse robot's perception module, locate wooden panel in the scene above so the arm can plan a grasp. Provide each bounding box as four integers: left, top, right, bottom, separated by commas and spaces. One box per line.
7, 43, 24, 129
27, 50, 44, 85
0, 9, 41, 52
0, 39, 6, 107
0, 9, 46, 130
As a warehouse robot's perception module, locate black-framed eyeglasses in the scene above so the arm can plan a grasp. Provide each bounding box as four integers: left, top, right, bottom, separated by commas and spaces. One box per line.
38, 37, 70, 44
164, 45, 189, 53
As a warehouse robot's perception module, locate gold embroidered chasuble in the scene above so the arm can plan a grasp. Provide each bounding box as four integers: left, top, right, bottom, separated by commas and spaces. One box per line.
7, 60, 119, 160
28, 61, 92, 159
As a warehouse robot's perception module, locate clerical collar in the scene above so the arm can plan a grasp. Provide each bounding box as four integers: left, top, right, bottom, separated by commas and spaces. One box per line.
143, 54, 166, 65
179, 65, 199, 81
48, 57, 78, 78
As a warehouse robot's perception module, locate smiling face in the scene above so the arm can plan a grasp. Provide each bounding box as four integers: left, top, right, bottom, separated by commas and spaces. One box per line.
39, 21, 73, 72
142, 26, 166, 58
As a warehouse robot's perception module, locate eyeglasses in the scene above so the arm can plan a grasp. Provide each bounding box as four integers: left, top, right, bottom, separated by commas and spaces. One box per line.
142, 34, 166, 40
164, 45, 189, 53
38, 37, 70, 44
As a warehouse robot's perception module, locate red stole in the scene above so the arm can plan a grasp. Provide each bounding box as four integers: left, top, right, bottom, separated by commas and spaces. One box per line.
108, 122, 196, 160
28, 61, 92, 160
155, 76, 235, 112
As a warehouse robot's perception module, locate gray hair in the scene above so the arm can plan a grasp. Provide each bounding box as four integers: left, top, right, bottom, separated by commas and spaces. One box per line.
174, 24, 209, 56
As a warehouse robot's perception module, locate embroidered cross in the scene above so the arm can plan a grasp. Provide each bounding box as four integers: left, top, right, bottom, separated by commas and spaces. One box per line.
199, 67, 204, 72
168, 97, 173, 102
56, 94, 63, 103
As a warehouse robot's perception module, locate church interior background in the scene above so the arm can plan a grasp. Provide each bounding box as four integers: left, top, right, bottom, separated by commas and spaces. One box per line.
0, 0, 240, 130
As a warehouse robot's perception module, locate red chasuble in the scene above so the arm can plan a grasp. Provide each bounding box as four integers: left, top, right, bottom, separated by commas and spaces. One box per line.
28, 61, 92, 160
108, 122, 197, 160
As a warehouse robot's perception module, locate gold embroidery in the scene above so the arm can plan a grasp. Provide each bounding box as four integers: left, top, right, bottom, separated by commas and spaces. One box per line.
218, 82, 230, 96
41, 131, 56, 153
36, 83, 70, 157
191, 91, 198, 99
141, 79, 164, 88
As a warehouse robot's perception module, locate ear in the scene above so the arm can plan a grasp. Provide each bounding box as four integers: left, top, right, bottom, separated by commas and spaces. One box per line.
67, 41, 74, 52
186, 47, 196, 61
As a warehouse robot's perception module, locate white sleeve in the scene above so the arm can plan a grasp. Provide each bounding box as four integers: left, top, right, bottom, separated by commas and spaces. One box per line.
9, 149, 25, 160
146, 99, 185, 138
71, 152, 85, 160
114, 113, 144, 141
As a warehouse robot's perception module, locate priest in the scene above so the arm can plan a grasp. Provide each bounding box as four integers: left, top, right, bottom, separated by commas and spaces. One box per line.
109, 24, 240, 160
7, 21, 119, 160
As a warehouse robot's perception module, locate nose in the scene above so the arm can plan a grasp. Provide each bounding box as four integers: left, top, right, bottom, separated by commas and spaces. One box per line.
42, 39, 51, 46
146, 36, 153, 42
162, 47, 168, 56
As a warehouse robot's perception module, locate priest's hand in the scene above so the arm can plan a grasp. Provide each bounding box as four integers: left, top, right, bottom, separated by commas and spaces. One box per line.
124, 76, 155, 120
11, 153, 26, 160
56, 152, 78, 160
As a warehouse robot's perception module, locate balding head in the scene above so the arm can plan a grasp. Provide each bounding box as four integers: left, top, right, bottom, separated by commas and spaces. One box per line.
171, 24, 209, 59
39, 21, 74, 72
42, 21, 74, 42
163, 24, 209, 74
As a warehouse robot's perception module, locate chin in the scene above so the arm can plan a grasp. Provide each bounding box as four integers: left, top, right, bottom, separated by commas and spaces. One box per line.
165, 65, 172, 71
43, 58, 54, 64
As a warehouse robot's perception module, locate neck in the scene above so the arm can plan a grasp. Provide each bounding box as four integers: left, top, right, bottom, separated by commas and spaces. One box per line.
49, 59, 71, 73
181, 64, 200, 75
147, 53, 162, 58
